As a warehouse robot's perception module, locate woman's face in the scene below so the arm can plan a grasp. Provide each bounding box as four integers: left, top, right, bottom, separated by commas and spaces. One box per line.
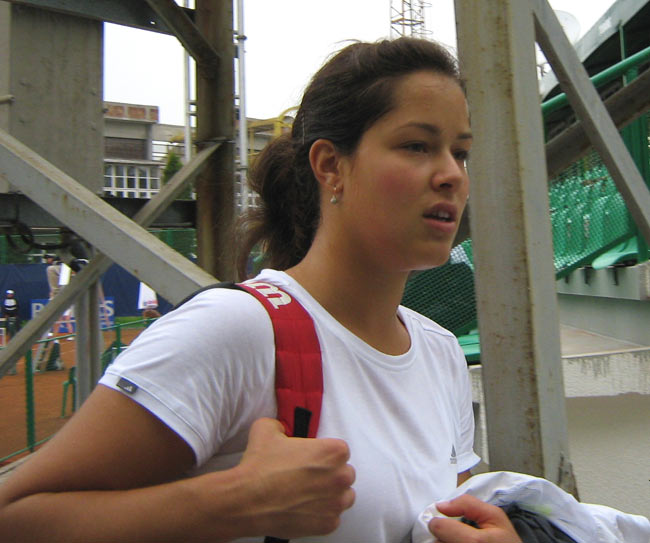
337, 70, 471, 273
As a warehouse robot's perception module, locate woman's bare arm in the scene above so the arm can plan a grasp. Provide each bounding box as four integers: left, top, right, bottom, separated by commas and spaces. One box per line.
0, 386, 355, 542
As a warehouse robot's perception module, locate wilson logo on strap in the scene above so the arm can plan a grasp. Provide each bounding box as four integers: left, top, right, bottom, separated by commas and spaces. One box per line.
244, 281, 293, 309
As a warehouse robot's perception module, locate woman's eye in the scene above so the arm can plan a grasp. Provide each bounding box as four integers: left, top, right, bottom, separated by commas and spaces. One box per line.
403, 142, 427, 153
454, 150, 470, 162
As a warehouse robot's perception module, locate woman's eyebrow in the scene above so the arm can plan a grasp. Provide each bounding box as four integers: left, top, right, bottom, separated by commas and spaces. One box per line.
399, 122, 473, 141
400, 122, 441, 136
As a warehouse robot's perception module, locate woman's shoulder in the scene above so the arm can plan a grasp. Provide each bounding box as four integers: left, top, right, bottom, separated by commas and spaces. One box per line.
124, 284, 275, 358
399, 305, 467, 369
399, 304, 457, 340
176, 282, 276, 317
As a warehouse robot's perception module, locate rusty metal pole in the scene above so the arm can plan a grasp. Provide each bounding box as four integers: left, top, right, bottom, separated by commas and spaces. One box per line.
195, 0, 235, 280
455, 0, 577, 494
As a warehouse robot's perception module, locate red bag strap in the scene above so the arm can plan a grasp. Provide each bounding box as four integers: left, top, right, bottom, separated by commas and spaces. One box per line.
238, 281, 323, 439
176, 282, 322, 543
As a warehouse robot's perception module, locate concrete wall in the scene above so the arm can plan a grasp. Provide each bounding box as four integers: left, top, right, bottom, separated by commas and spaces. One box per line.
1, 4, 103, 194
104, 118, 153, 141
557, 262, 650, 345
559, 294, 650, 346
566, 393, 650, 517
0, 3, 12, 192
471, 347, 650, 518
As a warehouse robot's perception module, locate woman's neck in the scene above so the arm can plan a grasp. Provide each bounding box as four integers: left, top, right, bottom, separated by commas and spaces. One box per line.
285, 246, 411, 356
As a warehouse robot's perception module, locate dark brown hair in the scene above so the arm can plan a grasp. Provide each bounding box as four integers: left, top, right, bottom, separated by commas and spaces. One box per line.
237, 37, 461, 279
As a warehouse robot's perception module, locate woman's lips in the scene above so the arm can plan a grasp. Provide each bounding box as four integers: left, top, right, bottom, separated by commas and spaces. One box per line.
423, 203, 458, 234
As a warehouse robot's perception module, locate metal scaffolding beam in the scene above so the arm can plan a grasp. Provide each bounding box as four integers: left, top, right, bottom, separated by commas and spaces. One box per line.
0, 129, 217, 300
144, 0, 220, 78
545, 67, 650, 179
455, 0, 576, 492
5, 0, 194, 35
194, 0, 236, 280
457, 67, 650, 245
0, 1, 232, 402
74, 281, 104, 407
0, 133, 220, 381
532, 0, 650, 243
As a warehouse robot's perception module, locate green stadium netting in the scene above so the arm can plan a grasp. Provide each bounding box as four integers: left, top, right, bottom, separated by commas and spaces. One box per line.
401, 141, 648, 337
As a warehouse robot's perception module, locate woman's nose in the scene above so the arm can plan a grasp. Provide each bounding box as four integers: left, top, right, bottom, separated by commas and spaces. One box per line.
431, 152, 466, 190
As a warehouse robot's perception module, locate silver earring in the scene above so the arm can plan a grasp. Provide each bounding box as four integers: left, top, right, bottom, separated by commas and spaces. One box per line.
330, 188, 339, 204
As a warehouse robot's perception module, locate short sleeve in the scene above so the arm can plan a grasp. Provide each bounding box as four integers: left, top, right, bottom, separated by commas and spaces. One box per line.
452, 340, 481, 472
99, 287, 276, 466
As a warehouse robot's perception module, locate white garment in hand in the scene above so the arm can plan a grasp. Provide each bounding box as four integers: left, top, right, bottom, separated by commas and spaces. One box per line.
412, 471, 650, 543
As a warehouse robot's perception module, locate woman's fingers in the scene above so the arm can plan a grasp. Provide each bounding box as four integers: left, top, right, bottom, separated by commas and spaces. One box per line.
429, 494, 522, 543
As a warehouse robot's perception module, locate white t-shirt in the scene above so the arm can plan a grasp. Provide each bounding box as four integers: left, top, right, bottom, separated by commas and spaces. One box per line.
100, 269, 480, 543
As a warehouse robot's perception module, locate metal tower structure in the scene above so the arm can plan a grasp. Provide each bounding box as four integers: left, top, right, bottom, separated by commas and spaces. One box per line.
389, 0, 431, 38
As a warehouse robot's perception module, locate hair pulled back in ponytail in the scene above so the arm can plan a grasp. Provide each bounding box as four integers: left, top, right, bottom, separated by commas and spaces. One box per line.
237, 37, 461, 279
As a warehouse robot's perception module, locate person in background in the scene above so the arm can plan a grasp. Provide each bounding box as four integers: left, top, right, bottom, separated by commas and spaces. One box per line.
44, 254, 74, 339
45, 254, 61, 300
1, 289, 20, 327
142, 304, 162, 324
1, 289, 20, 375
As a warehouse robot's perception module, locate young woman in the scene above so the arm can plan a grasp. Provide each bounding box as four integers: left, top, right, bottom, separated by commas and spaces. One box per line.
0, 38, 521, 543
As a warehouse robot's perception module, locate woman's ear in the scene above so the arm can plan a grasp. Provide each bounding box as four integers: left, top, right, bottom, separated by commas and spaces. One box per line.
309, 139, 341, 189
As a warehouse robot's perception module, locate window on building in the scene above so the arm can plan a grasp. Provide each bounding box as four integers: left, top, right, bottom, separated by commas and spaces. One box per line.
104, 163, 160, 198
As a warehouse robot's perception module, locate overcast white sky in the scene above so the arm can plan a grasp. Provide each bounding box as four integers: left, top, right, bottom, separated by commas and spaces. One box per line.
103, 0, 616, 126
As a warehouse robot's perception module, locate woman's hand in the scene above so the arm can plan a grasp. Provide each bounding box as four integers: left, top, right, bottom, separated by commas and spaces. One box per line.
233, 418, 356, 539
429, 494, 522, 543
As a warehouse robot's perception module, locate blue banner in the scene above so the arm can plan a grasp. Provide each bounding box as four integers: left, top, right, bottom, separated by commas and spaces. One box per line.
1, 263, 171, 323
31, 297, 116, 330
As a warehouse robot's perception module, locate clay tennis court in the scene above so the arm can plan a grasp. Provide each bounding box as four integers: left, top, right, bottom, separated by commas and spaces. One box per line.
0, 327, 145, 466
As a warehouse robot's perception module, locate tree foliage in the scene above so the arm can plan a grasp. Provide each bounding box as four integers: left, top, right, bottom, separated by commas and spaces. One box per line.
162, 149, 192, 199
